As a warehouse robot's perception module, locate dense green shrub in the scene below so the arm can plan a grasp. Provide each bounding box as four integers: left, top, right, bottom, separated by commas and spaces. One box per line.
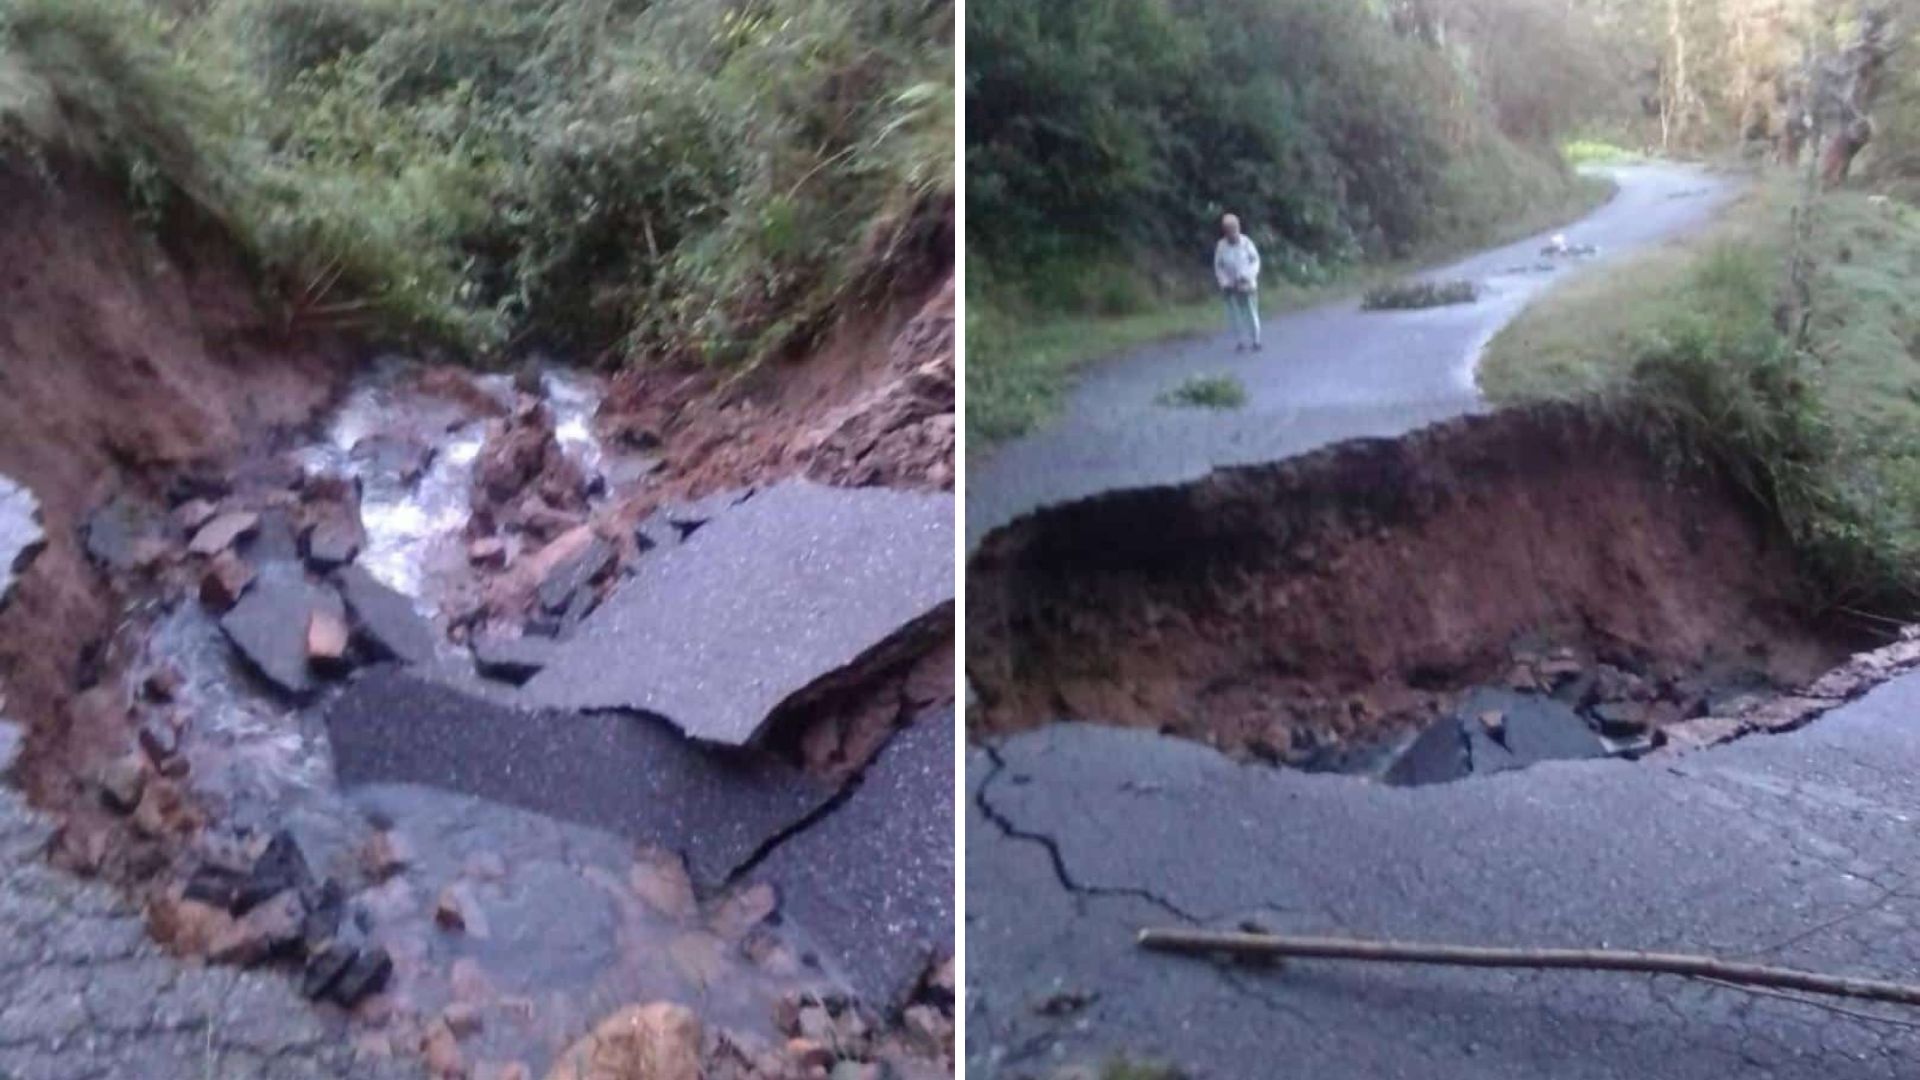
0, 0, 953, 365
966, 0, 1579, 315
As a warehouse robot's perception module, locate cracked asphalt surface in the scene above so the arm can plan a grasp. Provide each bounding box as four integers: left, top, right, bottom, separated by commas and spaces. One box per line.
0, 778, 415, 1080
968, 676, 1920, 1078
965, 163, 1739, 547
959, 163, 1920, 1077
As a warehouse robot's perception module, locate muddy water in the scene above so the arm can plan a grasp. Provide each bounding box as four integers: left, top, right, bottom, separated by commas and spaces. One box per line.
127, 358, 829, 1071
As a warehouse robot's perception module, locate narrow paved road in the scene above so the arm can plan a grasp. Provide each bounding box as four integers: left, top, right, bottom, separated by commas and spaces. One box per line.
966, 162, 1738, 547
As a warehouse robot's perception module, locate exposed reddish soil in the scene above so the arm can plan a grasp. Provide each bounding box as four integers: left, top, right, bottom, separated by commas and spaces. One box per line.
0, 157, 352, 815
967, 407, 1857, 759
597, 275, 956, 513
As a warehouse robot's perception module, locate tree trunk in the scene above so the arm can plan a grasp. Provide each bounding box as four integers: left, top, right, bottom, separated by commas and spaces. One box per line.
1816, 7, 1893, 189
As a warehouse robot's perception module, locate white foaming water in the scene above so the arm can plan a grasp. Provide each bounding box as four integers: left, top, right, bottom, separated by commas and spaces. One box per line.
543, 368, 605, 477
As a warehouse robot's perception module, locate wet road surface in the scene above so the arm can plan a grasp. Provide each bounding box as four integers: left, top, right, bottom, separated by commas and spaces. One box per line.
966, 163, 1740, 548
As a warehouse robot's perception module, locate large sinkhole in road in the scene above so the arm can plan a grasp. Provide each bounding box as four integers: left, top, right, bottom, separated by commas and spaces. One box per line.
966, 406, 1864, 786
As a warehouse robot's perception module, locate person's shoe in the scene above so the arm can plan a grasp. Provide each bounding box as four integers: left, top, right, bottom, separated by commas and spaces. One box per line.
1251, 341, 1263, 351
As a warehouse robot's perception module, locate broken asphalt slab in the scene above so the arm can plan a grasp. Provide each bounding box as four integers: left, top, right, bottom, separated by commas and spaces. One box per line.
0, 475, 44, 607
325, 666, 837, 888
523, 479, 954, 746
219, 561, 346, 697
752, 708, 955, 1012
967, 673, 1920, 1079
470, 633, 557, 685
1385, 688, 1606, 786
335, 565, 439, 666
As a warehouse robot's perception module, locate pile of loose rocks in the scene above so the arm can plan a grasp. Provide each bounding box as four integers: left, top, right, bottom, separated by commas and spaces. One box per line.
148, 828, 393, 1009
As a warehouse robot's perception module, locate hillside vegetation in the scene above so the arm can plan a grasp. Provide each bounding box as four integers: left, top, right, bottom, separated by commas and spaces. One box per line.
966, 0, 1610, 445
0, 0, 953, 366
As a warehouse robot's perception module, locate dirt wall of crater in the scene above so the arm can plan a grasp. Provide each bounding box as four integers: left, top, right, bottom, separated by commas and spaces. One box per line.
967, 407, 1853, 755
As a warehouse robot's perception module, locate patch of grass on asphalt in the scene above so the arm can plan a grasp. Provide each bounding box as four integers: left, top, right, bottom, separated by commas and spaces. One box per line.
1156, 374, 1248, 410
968, 175, 1615, 452
1363, 278, 1481, 310
1480, 172, 1920, 614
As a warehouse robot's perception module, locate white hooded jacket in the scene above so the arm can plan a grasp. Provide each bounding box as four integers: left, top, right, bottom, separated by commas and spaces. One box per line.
1215, 235, 1261, 292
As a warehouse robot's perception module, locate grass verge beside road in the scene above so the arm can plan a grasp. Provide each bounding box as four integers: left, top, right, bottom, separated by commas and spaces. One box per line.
1481, 173, 1920, 615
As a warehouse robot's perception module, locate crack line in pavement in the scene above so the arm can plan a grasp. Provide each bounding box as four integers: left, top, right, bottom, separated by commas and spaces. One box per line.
975, 745, 1206, 924
723, 767, 865, 888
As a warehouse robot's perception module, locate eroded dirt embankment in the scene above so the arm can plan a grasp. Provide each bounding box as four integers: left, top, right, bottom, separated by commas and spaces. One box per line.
968, 407, 1857, 763
0, 152, 957, 1077
0, 157, 353, 810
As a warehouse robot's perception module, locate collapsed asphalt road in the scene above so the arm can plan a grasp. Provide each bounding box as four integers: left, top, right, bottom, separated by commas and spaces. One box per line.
958, 163, 1914, 1077
327, 477, 957, 1011
965, 163, 1739, 547
968, 668, 1920, 1079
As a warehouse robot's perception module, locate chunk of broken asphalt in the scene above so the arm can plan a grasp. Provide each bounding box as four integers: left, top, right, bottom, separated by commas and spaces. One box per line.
326, 667, 836, 887
336, 565, 439, 665
332, 947, 394, 1006
237, 507, 301, 565
302, 940, 356, 1000
471, 634, 555, 685
522, 479, 953, 745
233, 830, 316, 915
303, 511, 364, 570
219, 562, 346, 697
752, 708, 955, 1011
535, 534, 614, 614
1386, 689, 1606, 787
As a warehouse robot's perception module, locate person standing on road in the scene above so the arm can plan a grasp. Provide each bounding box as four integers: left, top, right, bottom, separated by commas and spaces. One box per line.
1215, 213, 1262, 352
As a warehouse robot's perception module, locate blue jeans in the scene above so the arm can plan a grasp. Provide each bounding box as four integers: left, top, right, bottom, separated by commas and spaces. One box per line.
1224, 288, 1260, 346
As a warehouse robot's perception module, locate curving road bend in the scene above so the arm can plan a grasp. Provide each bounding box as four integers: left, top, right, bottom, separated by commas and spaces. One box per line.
963, 165, 1920, 1078
965, 163, 1739, 549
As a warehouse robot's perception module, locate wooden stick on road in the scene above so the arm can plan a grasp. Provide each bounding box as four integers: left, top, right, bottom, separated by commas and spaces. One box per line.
1136, 928, 1920, 1008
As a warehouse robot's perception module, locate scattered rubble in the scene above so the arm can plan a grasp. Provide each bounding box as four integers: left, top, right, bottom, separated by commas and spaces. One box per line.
219, 561, 349, 696
471, 399, 589, 539
1650, 629, 1920, 756
545, 1002, 702, 1080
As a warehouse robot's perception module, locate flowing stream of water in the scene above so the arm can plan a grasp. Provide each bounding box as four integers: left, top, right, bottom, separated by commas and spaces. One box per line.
126, 358, 827, 1071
